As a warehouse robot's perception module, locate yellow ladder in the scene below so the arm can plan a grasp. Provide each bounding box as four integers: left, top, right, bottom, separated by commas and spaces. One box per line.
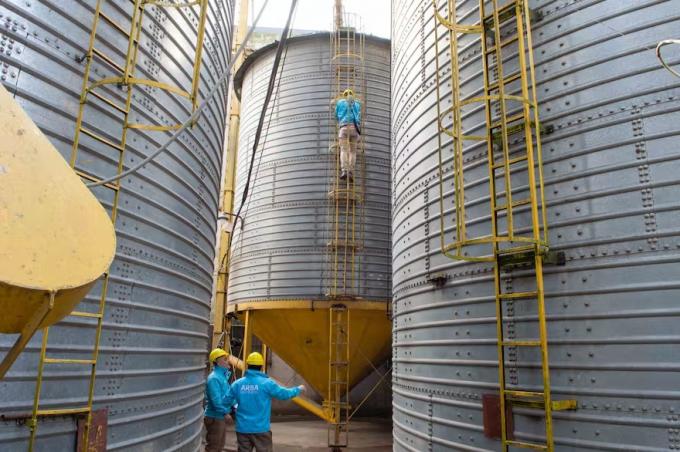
28, 1, 209, 449
432, 0, 575, 450
327, 12, 366, 299
328, 305, 350, 450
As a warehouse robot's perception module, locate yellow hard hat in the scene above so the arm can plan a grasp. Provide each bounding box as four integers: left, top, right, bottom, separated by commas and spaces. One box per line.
343, 88, 354, 97
246, 352, 264, 366
209, 348, 228, 363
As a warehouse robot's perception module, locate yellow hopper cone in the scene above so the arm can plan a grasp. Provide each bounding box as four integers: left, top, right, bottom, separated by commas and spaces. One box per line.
0, 84, 116, 378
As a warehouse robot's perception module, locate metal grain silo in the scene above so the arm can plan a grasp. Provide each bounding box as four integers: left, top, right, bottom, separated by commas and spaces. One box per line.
228, 31, 392, 436
392, 0, 680, 450
0, 0, 233, 450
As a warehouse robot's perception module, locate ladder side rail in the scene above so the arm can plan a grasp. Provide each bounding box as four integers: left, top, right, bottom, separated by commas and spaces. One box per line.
489, 0, 515, 240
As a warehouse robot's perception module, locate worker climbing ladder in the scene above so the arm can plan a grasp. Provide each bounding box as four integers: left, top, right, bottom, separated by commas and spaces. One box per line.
327, 11, 366, 300
325, 6, 366, 449
432, 0, 576, 450
28, 1, 209, 449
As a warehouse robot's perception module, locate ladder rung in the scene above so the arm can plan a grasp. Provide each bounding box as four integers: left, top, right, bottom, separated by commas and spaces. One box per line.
43, 358, 96, 365
75, 170, 120, 191
89, 90, 128, 114
36, 407, 91, 416
80, 127, 125, 152
488, 72, 522, 91
504, 392, 576, 411
495, 198, 532, 211
330, 361, 349, 366
498, 291, 538, 300
98, 12, 130, 37
492, 154, 528, 169
505, 440, 548, 450
492, 112, 526, 130
504, 390, 544, 399
497, 245, 536, 255
485, 34, 520, 55
70, 311, 103, 319
92, 47, 125, 74
501, 340, 541, 347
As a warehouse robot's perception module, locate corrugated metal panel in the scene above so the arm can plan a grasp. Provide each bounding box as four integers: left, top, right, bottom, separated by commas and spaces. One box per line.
0, 0, 233, 450
228, 33, 392, 303
392, 0, 680, 450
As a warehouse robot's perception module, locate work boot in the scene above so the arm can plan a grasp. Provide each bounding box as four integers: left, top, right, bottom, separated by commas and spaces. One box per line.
339, 170, 347, 180
348, 171, 354, 182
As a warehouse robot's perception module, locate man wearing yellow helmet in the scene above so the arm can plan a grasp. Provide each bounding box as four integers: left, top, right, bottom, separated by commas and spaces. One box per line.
225, 351, 305, 451
204, 348, 234, 452
335, 88, 362, 181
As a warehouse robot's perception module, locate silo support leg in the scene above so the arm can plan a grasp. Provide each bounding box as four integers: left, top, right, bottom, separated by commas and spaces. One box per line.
0, 294, 53, 379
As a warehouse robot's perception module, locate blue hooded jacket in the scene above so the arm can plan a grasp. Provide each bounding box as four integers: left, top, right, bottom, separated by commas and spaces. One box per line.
225, 370, 301, 433
335, 98, 362, 127
204, 366, 233, 419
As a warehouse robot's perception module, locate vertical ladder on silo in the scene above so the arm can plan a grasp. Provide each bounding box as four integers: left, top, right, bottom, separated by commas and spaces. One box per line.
328, 304, 350, 450
326, 12, 365, 448
28, 1, 210, 449
432, 0, 576, 450
327, 14, 366, 301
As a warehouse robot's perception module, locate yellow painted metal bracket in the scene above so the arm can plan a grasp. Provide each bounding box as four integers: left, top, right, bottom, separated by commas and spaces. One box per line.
0, 292, 54, 379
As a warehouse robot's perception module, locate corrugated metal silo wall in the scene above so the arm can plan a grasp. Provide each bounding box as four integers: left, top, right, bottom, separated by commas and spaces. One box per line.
392, 0, 680, 450
228, 33, 392, 304
0, 1, 233, 450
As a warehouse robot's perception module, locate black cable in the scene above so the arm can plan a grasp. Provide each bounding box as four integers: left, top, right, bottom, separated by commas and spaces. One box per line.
220, 26, 293, 271
234, 0, 298, 227
242, 15, 295, 223
218, 1, 298, 339
218, 0, 297, 275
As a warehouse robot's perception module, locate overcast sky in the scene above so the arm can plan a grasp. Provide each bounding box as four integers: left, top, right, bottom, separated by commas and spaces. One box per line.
248, 0, 390, 38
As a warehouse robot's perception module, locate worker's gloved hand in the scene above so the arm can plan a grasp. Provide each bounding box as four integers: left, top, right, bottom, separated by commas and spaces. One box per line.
298, 385, 306, 393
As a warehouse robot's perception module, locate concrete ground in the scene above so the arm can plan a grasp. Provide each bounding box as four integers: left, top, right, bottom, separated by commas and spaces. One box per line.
220, 417, 392, 451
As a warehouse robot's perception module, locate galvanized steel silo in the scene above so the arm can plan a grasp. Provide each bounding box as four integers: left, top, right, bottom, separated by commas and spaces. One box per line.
0, 0, 233, 450
392, 0, 680, 450
228, 32, 392, 399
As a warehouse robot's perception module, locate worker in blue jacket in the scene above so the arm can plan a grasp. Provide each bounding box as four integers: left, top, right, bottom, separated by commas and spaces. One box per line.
204, 348, 235, 452
335, 88, 362, 181
226, 351, 305, 451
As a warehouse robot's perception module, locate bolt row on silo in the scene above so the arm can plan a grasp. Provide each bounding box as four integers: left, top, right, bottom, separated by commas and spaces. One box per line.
391, 0, 680, 450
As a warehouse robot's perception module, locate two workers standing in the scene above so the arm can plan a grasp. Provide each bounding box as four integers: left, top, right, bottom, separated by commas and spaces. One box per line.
205, 348, 305, 452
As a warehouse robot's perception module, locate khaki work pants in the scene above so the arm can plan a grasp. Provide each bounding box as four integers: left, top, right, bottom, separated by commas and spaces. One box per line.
204, 416, 227, 452
236, 431, 273, 452
338, 124, 359, 172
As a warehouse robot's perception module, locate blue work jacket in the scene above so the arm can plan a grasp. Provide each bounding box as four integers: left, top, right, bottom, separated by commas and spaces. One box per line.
225, 370, 301, 434
204, 366, 233, 418
335, 98, 362, 127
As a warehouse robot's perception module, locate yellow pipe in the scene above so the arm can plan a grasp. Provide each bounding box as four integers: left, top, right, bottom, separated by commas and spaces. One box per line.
212, 0, 249, 348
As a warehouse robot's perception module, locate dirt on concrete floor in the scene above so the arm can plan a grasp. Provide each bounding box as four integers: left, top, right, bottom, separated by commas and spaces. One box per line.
219, 416, 392, 451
